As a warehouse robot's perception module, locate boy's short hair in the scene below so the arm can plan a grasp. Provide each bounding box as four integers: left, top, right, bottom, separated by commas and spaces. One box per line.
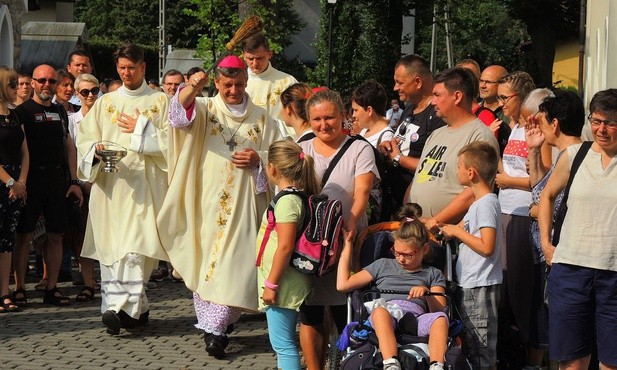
458, 141, 498, 184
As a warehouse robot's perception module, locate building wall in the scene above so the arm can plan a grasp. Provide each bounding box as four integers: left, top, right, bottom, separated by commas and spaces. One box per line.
585, 0, 617, 105
553, 39, 579, 89
0, 0, 25, 68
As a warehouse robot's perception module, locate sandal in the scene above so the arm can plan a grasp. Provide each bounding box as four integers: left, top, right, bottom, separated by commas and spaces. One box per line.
76, 286, 95, 302
12, 288, 28, 307
43, 287, 71, 306
35, 278, 48, 291
1, 295, 20, 312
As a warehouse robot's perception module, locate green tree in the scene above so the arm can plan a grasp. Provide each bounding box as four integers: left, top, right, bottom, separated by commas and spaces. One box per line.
415, 0, 531, 74
74, 0, 201, 47
187, 0, 304, 68
505, 0, 580, 87
308, 0, 415, 98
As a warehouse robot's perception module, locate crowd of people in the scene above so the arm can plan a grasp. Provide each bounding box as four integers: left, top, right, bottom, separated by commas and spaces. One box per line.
0, 31, 616, 370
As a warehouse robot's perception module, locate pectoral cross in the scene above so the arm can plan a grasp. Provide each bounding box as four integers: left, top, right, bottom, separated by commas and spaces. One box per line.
226, 138, 237, 151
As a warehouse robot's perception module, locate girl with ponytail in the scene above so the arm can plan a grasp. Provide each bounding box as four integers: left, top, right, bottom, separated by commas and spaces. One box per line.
255, 139, 319, 369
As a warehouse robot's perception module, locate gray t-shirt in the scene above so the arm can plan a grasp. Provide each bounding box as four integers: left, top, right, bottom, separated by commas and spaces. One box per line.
408, 119, 499, 217
364, 259, 446, 308
456, 193, 503, 288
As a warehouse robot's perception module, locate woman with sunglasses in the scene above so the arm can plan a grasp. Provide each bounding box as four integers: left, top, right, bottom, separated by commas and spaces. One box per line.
0, 66, 29, 312
67, 73, 100, 302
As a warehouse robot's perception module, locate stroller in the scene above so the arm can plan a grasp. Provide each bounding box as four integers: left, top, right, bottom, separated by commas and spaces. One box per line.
337, 222, 471, 370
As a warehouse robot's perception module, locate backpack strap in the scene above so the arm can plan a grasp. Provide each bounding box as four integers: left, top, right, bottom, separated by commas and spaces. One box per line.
297, 131, 316, 143
376, 128, 395, 146
321, 137, 355, 187
256, 187, 304, 267
552, 141, 593, 245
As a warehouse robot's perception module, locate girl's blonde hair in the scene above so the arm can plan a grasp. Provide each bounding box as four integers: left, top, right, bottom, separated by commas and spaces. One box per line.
0, 66, 18, 103
392, 217, 430, 249
268, 140, 321, 196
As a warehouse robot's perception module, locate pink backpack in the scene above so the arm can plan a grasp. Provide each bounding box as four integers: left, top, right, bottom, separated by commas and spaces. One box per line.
256, 188, 344, 277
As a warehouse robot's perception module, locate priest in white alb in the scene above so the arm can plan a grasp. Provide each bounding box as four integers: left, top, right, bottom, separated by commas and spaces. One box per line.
157, 55, 281, 358
242, 32, 298, 139
76, 43, 170, 336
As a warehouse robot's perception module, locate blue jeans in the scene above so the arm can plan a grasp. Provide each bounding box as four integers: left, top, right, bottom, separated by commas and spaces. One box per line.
265, 306, 301, 370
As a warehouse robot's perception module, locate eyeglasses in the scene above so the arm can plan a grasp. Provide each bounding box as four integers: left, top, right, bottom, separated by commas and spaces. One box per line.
497, 94, 518, 103
588, 114, 617, 129
8, 80, 17, 89
163, 82, 181, 86
390, 247, 421, 260
79, 87, 100, 97
479, 79, 498, 85
33, 78, 58, 85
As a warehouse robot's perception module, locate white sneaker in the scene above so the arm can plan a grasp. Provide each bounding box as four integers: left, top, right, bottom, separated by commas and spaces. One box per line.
429, 362, 445, 370
383, 357, 402, 370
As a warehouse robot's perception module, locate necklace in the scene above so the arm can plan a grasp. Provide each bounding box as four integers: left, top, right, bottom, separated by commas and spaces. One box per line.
223, 120, 246, 151
221, 100, 249, 151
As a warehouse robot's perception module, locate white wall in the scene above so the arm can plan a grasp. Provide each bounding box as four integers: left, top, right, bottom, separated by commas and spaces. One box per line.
584, 0, 617, 106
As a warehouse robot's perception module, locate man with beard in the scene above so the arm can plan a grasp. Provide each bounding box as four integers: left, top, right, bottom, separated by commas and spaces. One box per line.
12, 64, 83, 307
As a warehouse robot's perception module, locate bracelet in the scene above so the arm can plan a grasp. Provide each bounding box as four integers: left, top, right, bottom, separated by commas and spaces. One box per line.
264, 279, 279, 290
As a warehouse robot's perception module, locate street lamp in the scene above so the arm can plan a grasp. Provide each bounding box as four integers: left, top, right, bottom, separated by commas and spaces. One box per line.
326, 0, 337, 87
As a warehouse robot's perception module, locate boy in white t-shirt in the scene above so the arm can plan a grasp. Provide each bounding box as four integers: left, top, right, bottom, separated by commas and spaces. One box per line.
440, 141, 502, 370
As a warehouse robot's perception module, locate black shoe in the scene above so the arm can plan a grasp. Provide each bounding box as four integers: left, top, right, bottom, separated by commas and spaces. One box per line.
117, 310, 150, 328
204, 333, 229, 358
225, 323, 234, 334
138, 310, 149, 325
102, 310, 121, 335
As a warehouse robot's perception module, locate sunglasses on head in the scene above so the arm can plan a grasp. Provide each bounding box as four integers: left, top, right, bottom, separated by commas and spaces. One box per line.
79, 87, 100, 97
8, 80, 17, 89
33, 78, 58, 85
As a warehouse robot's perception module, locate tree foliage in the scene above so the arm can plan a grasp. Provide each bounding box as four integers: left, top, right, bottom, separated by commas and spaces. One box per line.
415, 0, 532, 74
307, 0, 416, 99
187, 0, 304, 68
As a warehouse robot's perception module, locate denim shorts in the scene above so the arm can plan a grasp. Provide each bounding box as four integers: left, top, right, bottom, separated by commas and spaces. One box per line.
548, 263, 617, 365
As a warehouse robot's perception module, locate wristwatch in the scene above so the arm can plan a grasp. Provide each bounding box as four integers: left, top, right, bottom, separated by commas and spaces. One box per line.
70, 179, 83, 186
5, 178, 15, 188
392, 154, 401, 167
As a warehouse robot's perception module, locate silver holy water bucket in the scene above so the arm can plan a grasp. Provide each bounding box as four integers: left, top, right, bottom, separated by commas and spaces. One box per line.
95, 141, 127, 173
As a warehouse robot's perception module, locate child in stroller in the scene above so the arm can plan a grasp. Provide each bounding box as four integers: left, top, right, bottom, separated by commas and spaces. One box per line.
337, 216, 449, 370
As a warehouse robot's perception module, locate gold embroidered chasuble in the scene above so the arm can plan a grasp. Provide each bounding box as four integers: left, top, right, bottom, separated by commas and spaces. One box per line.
159, 93, 281, 312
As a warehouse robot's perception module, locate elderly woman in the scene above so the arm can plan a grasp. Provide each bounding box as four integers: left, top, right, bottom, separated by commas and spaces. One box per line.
0, 67, 29, 312
67, 73, 100, 302
298, 89, 378, 370
539, 89, 617, 369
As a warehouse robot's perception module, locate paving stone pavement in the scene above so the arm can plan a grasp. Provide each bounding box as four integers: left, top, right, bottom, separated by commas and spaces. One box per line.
0, 279, 279, 370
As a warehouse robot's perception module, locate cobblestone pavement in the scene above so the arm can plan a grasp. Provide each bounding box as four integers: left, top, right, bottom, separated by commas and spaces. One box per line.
0, 278, 278, 370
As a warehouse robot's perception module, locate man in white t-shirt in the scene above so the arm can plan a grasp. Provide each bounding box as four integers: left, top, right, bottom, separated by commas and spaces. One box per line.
385, 99, 402, 128
406, 67, 499, 230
